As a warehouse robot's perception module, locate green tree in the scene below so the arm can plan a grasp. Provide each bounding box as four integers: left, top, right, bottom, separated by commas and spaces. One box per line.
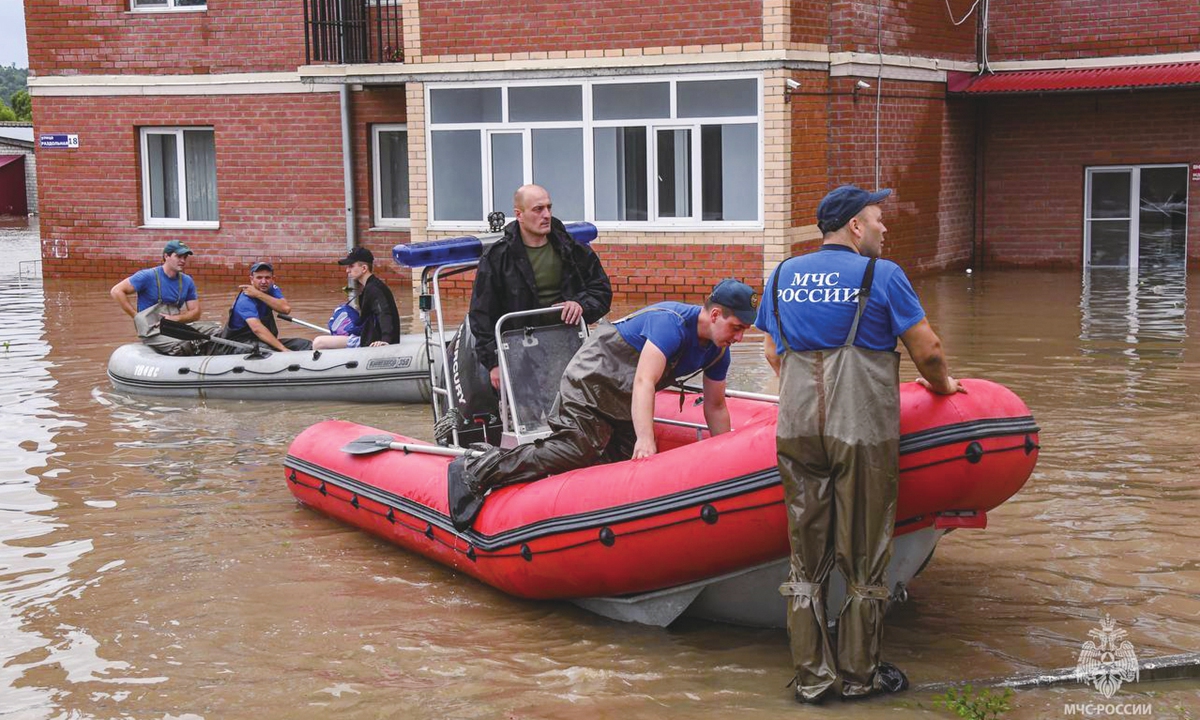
9, 90, 31, 121
0, 66, 28, 107
0, 102, 17, 122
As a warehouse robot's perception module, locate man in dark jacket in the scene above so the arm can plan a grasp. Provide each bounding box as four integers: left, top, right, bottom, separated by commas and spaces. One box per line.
313, 247, 401, 350
468, 184, 612, 390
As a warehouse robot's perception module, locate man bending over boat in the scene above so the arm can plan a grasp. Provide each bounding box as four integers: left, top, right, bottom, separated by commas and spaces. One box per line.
212, 261, 313, 353
447, 279, 756, 530
109, 240, 221, 356
468, 184, 612, 391
756, 185, 962, 704
313, 247, 400, 350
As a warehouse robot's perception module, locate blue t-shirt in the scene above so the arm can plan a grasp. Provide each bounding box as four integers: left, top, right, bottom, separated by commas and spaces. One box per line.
227, 285, 285, 332
754, 245, 925, 352
614, 302, 731, 382
129, 267, 198, 312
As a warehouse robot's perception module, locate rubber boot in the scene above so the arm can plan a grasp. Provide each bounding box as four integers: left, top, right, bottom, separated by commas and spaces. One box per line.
446, 445, 501, 531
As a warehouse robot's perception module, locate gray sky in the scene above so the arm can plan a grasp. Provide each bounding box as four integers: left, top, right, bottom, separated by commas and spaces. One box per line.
0, 1, 28, 68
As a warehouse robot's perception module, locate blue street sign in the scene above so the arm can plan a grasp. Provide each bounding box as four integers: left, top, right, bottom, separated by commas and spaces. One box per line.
39, 134, 80, 149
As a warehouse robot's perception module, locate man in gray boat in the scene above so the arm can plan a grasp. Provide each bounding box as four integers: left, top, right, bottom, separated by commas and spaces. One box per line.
755, 185, 963, 704
468, 184, 612, 391
109, 240, 221, 356
447, 279, 756, 531
313, 247, 401, 350
213, 261, 313, 353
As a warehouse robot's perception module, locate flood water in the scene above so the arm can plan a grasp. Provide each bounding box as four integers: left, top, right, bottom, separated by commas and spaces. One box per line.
1, 219, 1197, 718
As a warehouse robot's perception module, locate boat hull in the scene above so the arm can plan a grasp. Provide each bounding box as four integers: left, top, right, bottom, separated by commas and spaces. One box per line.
283, 379, 1039, 620
108, 338, 438, 403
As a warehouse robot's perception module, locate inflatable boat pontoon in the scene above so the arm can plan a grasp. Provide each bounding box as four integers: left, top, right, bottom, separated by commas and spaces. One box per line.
108, 336, 440, 403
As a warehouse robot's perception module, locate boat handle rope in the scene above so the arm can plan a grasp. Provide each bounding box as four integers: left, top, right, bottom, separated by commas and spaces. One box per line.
287, 468, 779, 562
178, 358, 366, 377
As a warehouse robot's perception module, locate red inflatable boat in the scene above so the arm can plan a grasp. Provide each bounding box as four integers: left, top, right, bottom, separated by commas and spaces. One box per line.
284, 379, 1038, 615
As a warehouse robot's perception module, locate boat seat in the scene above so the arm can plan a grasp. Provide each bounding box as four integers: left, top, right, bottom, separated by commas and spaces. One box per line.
497, 321, 585, 446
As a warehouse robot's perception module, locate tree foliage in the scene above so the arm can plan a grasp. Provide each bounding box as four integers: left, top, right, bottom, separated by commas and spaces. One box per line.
0, 66, 30, 121
9, 90, 31, 121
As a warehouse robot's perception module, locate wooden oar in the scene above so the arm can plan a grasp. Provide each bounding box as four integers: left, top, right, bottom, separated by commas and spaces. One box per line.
278, 314, 327, 333
340, 434, 484, 458
158, 318, 260, 353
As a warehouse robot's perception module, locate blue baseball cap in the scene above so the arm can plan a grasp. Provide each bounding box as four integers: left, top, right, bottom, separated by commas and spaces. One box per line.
709, 278, 758, 324
250, 261, 274, 273
817, 185, 892, 234
162, 240, 193, 257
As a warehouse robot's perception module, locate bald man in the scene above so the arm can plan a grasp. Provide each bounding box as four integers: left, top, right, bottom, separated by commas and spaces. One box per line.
468, 184, 612, 390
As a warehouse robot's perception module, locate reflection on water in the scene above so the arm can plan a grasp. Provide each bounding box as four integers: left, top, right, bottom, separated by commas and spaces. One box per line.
1080, 266, 1188, 356
1, 218, 1198, 719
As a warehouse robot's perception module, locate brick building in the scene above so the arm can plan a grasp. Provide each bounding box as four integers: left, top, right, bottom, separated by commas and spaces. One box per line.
25, 0, 1200, 292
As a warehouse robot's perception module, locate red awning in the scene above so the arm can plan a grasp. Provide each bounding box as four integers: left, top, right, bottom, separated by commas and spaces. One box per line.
0, 155, 25, 169
947, 62, 1200, 95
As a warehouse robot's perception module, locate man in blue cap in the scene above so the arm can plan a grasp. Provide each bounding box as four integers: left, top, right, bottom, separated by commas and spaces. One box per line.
110, 240, 221, 355
213, 261, 313, 353
756, 185, 962, 703
447, 278, 757, 530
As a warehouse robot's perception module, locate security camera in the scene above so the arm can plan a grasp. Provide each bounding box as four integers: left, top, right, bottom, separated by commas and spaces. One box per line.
785, 79, 801, 90
855, 80, 872, 90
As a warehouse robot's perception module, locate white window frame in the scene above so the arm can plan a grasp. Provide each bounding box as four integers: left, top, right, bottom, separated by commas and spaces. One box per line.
130, 0, 207, 12
372, 123, 411, 229
139, 126, 219, 230
424, 74, 765, 232
1083, 163, 1189, 271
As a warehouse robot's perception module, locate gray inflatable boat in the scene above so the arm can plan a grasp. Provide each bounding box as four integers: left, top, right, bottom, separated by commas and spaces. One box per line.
107, 336, 440, 403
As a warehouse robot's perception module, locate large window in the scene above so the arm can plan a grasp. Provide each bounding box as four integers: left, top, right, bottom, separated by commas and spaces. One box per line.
131, 0, 206, 10
140, 127, 218, 228
1084, 165, 1188, 271
372, 124, 410, 228
426, 76, 762, 229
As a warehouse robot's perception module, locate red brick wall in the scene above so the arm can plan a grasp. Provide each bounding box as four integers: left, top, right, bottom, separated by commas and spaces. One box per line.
31, 92, 384, 287
26, 0, 304, 77
433, 244, 764, 301
829, 0, 976, 60
789, 71, 829, 228
791, 0, 827, 45
988, 1, 1200, 61
419, 0, 763, 56
979, 90, 1200, 268
350, 86, 411, 276
826, 78, 976, 272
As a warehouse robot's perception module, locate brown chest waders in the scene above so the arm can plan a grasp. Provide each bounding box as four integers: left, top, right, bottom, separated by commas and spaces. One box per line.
466, 310, 726, 492
133, 270, 221, 356
772, 258, 902, 700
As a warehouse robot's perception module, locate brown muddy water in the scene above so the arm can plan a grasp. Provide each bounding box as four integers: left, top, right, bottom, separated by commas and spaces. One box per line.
1, 219, 1197, 719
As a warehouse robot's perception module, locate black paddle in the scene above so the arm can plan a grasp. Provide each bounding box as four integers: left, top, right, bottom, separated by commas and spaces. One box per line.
340, 434, 485, 457
157, 318, 263, 354
340, 434, 490, 531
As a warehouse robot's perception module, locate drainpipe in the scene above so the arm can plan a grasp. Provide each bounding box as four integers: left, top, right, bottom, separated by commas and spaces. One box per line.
340, 84, 356, 252
875, 0, 883, 190
978, 0, 991, 74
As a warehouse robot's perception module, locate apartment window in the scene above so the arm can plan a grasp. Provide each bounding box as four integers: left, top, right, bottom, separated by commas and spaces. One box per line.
372, 125, 410, 227
426, 75, 762, 229
140, 127, 218, 228
1084, 165, 1188, 271
131, 0, 207, 10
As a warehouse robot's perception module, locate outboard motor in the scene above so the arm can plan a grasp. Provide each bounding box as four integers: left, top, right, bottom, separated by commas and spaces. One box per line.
443, 319, 503, 446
